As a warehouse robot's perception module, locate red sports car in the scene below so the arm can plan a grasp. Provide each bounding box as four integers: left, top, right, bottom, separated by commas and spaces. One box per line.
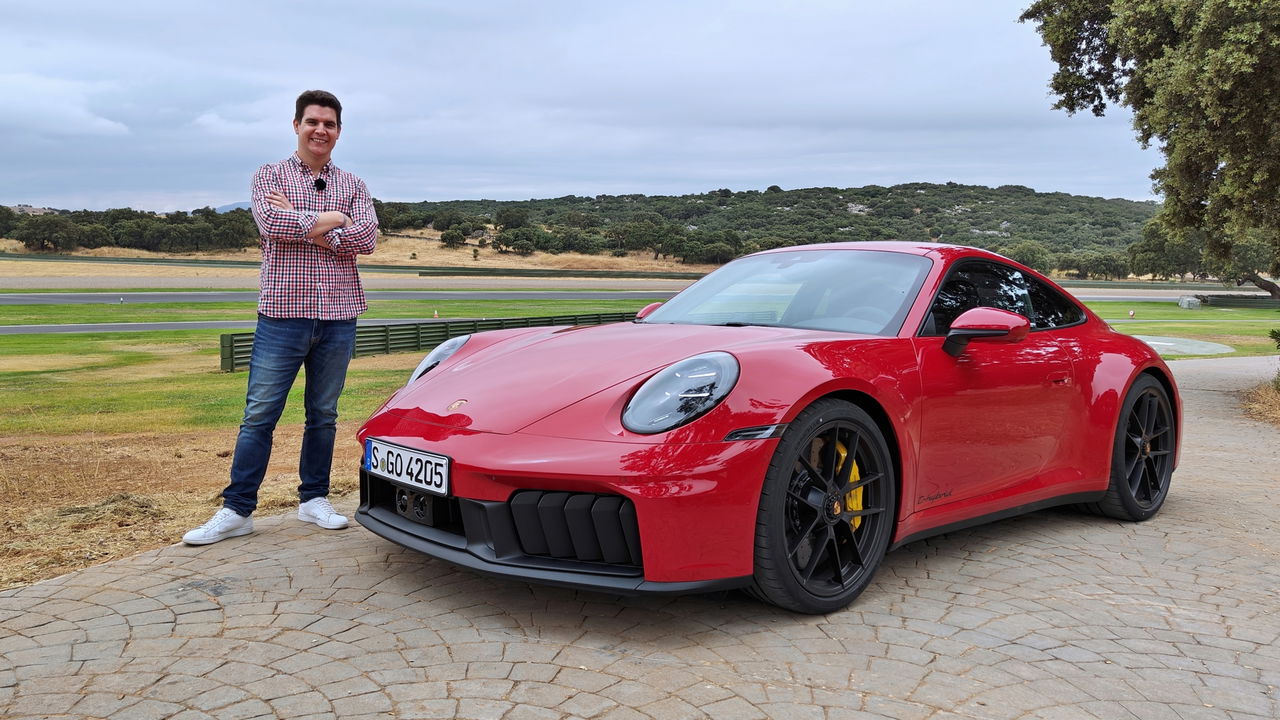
356, 242, 1180, 613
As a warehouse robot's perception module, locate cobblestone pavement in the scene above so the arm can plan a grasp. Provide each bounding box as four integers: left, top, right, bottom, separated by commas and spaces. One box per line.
2, 357, 1277, 720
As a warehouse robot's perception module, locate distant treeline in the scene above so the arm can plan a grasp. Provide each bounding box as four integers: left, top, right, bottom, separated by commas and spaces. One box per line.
1, 182, 1162, 278
375, 182, 1160, 276
0, 206, 259, 254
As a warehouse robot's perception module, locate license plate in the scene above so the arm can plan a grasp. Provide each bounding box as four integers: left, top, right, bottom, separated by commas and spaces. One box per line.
364, 438, 450, 496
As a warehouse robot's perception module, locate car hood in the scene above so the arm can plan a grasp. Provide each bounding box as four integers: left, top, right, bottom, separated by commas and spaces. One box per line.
379, 321, 857, 434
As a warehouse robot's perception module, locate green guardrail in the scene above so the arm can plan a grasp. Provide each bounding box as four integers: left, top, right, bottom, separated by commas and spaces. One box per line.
1195, 294, 1280, 309
219, 312, 636, 371
1055, 279, 1267, 290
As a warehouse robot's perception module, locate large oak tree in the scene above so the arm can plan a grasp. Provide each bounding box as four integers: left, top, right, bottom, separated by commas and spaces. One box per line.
1021, 0, 1280, 296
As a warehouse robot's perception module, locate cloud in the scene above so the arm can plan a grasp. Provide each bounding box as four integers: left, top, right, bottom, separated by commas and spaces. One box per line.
190, 94, 296, 140
1, 0, 1163, 211
0, 73, 129, 137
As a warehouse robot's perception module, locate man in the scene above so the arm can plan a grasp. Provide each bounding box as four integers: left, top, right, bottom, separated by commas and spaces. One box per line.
184, 90, 378, 545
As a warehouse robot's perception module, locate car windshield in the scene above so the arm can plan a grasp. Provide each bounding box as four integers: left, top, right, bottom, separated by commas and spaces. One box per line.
642, 248, 933, 336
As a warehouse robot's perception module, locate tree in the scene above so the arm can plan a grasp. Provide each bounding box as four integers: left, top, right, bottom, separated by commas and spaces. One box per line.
698, 242, 737, 264
1094, 249, 1131, 280
1003, 239, 1053, 273
13, 215, 84, 251
1021, 0, 1280, 291
1128, 219, 1205, 280
439, 229, 467, 248
551, 210, 601, 229
431, 209, 464, 231
551, 227, 605, 255
608, 215, 668, 258
495, 207, 530, 231
493, 226, 557, 254
0, 205, 18, 237
79, 223, 113, 249
1202, 229, 1280, 298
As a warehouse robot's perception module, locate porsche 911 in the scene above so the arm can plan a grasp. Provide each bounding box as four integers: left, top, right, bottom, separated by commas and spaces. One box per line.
356, 242, 1179, 613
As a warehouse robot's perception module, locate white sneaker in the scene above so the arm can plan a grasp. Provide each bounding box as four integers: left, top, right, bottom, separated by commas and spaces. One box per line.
298, 497, 348, 530
183, 508, 254, 545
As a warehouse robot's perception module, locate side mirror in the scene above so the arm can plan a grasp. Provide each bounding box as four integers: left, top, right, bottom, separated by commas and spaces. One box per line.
942, 307, 1030, 357
635, 302, 663, 320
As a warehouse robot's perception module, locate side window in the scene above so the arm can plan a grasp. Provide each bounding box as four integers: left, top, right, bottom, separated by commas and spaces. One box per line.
1026, 276, 1085, 329
924, 261, 1032, 335
926, 274, 980, 335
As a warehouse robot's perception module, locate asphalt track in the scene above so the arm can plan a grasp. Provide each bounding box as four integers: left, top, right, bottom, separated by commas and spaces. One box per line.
0, 317, 479, 335
0, 291, 1256, 335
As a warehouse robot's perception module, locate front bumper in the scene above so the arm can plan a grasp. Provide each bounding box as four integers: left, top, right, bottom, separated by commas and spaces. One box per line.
355, 411, 775, 591
357, 475, 749, 594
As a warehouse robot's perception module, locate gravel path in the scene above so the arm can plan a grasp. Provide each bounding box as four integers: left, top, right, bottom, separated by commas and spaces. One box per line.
0, 356, 1277, 719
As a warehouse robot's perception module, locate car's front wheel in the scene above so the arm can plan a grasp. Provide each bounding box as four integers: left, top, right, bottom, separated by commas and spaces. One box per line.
750, 399, 896, 614
1085, 374, 1176, 521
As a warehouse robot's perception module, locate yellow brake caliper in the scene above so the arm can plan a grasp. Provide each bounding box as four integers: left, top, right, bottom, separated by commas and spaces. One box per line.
835, 441, 864, 530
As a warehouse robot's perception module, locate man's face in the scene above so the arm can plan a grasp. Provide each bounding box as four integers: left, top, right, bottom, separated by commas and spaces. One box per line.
294, 105, 341, 159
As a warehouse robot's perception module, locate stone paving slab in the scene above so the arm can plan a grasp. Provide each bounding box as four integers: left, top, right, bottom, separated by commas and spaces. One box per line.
2, 356, 1278, 719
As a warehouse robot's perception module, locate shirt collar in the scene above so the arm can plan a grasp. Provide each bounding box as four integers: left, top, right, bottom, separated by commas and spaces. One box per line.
291, 153, 335, 176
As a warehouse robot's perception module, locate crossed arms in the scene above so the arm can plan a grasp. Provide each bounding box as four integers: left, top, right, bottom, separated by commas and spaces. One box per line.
250, 165, 378, 255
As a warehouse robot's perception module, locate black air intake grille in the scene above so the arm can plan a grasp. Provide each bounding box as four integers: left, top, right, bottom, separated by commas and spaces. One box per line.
508, 491, 642, 567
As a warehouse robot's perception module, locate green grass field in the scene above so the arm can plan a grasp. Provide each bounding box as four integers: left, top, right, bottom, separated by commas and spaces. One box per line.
1087, 301, 1280, 356
0, 297, 655, 435
1, 299, 1275, 436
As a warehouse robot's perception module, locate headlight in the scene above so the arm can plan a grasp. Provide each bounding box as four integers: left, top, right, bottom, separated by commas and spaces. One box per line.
409, 334, 470, 383
622, 352, 739, 434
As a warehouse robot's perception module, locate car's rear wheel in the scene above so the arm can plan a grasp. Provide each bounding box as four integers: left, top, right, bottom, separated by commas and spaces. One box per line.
750, 399, 895, 614
1084, 374, 1175, 521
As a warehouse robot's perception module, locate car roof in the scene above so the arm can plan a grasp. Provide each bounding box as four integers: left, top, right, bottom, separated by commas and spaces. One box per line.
756, 241, 1000, 262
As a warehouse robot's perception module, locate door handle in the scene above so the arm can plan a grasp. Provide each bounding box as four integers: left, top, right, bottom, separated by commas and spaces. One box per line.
1047, 371, 1072, 386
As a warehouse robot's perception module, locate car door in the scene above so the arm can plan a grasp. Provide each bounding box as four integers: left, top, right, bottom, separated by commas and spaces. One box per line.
912, 260, 1077, 511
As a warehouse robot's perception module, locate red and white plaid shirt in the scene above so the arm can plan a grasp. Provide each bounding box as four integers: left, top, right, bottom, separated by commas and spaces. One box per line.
250, 154, 379, 319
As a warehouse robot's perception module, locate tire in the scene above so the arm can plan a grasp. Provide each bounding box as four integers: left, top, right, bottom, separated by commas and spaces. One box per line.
1084, 374, 1176, 521
750, 399, 896, 614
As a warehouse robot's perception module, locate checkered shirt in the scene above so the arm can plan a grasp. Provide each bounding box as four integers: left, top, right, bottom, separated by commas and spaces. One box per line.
250, 154, 379, 319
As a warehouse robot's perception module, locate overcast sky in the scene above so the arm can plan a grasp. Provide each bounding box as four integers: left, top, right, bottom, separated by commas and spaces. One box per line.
2, 1, 1161, 212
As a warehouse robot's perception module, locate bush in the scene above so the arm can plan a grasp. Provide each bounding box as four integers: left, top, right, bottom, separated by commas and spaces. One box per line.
1271, 329, 1280, 390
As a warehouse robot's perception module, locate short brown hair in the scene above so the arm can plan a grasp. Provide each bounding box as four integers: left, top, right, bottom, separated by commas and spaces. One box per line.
294, 90, 342, 126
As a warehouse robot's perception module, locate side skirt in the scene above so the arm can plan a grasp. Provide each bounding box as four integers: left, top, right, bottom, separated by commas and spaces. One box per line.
889, 491, 1106, 551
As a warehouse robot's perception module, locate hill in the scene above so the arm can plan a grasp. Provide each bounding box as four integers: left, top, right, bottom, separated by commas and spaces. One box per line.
3, 183, 1160, 277
377, 182, 1160, 259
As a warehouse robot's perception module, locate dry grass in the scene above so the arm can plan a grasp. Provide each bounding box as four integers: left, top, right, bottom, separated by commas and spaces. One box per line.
0, 349, 427, 589
1243, 379, 1280, 428
0, 423, 364, 589
4, 354, 113, 372
0, 232, 717, 276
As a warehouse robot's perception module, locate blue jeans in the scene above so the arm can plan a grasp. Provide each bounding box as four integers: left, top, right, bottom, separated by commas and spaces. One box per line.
222, 315, 357, 516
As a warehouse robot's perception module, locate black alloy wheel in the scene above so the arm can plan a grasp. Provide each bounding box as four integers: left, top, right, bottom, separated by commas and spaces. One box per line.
751, 399, 896, 614
1086, 374, 1176, 521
